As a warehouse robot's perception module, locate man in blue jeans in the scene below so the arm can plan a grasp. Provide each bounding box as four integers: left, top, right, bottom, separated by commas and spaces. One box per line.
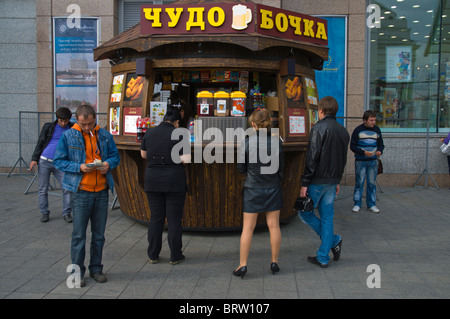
30, 107, 73, 223
350, 110, 384, 214
54, 104, 120, 287
299, 97, 349, 268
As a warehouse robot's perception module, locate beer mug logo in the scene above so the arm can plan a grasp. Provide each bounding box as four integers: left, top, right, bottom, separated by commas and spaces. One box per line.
232, 4, 252, 30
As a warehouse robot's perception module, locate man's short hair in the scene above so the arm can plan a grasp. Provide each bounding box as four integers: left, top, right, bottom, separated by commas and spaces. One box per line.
56, 107, 72, 120
76, 104, 96, 120
363, 110, 377, 121
318, 96, 339, 116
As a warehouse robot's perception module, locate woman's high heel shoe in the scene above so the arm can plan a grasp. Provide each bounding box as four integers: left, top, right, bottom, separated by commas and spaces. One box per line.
233, 266, 247, 279
270, 262, 280, 275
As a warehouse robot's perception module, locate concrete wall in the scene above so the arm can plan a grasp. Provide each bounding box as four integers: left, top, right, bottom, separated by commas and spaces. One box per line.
0, 0, 118, 173
0, 0, 37, 172
35, 0, 118, 115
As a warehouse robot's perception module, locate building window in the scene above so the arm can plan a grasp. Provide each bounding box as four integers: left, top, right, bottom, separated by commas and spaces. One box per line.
119, 0, 175, 33
367, 0, 450, 132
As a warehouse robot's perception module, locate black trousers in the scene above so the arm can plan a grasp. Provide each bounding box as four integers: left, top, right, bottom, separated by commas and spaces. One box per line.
146, 191, 186, 261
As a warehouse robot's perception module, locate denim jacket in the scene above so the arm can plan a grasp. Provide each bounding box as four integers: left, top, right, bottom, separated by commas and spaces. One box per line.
53, 127, 121, 193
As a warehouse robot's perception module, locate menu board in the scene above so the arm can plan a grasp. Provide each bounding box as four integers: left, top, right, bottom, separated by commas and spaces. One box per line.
288, 108, 306, 136
123, 107, 142, 135
110, 74, 124, 102
150, 101, 167, 127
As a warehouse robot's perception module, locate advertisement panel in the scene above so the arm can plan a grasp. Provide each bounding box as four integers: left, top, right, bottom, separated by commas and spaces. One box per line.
385, 46, 412, 83
314, 16, 347, 125
53, 17, 99, 114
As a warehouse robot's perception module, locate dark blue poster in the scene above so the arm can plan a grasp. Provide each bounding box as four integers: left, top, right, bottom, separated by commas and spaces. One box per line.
53, 18, 98, 113
314, 16, 347, 126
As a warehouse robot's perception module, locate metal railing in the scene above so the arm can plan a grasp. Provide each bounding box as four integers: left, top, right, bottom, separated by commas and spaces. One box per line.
7, 111, 108, 195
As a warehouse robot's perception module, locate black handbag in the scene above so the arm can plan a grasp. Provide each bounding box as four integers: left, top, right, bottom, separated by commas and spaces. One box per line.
377, 158, 383, 175
294, 196, 314, 212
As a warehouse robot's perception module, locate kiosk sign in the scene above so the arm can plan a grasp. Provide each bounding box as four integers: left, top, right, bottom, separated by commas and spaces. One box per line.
140, 3, 327, 46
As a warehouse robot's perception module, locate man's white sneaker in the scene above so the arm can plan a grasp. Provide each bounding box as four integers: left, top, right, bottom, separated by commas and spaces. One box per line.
368, 206, 380, 213
352, 205, 360, 213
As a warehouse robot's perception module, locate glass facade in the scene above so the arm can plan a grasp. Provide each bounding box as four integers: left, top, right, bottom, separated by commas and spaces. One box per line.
367, 0, 450, 132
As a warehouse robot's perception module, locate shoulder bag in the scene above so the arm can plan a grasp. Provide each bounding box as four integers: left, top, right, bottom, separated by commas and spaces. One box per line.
377, 158, 383, 175
440, 143, 450, 155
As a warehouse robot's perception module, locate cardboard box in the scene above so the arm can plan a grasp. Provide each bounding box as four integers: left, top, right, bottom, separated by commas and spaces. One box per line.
266, 97, 279, 111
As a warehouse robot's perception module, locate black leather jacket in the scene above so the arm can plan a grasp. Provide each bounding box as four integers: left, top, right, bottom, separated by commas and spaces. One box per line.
301, 115, 349, 187
31, 120, 74, 162
237, 131, 284, 188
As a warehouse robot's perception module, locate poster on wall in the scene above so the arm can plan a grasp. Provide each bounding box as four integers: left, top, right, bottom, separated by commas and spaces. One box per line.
386, 46, 412, 83
284, 76, 304, 107
110, 107, 120, 135
314, 16, 347, 126
309, 109, 318, 128
304, 77, 318, 105
53, 17, 99, 114
111, 74, 124, 102
446, 62, 450, 101
124, 73, 145, 102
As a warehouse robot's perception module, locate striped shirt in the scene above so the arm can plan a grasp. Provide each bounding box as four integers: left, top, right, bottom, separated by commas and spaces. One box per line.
350, 124, 384, 161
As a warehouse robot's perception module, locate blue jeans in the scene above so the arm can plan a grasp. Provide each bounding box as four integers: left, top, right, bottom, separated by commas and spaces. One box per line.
353, 160, 378, 208
298, 184, 341, 265
38, 158, 71, 216
71, 189, 109, 277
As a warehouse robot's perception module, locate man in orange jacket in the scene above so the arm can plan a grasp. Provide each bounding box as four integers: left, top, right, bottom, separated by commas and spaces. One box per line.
54, 104, 120, 287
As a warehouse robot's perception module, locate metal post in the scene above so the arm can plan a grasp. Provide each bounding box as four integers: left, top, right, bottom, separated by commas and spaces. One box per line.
413, 120, 439, 189
7, 111, 29, 178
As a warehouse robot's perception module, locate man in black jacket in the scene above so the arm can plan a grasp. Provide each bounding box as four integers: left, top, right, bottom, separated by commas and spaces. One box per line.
299, 96, 350, 268
30, 107, 73, 223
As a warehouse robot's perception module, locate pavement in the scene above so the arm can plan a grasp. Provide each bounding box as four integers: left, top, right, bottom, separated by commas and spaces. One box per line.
0, 174, 449, 300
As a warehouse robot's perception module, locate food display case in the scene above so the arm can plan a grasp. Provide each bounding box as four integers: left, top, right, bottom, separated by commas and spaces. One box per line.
93, 0, 329, 230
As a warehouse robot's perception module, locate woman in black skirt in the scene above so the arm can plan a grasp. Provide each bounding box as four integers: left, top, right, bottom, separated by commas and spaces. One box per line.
234, 108, 284, 278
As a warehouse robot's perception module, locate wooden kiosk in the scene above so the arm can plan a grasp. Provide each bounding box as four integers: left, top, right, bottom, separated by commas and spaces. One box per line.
93, 0, 328, 230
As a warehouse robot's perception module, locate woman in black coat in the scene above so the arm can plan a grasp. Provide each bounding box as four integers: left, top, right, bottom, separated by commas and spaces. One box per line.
234, 108, 284, 278
141, 109, 190, 265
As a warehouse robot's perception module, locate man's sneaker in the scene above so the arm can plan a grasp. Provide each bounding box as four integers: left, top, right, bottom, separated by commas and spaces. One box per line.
63, 213, 73, 223
80, 277, 86, 287
90, 272, 107, 283
352, 205, 360, 213
331, 239, 342, 261
368, 206, 380, 214
169, 255, 185, 265
40, 213, 49, 222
